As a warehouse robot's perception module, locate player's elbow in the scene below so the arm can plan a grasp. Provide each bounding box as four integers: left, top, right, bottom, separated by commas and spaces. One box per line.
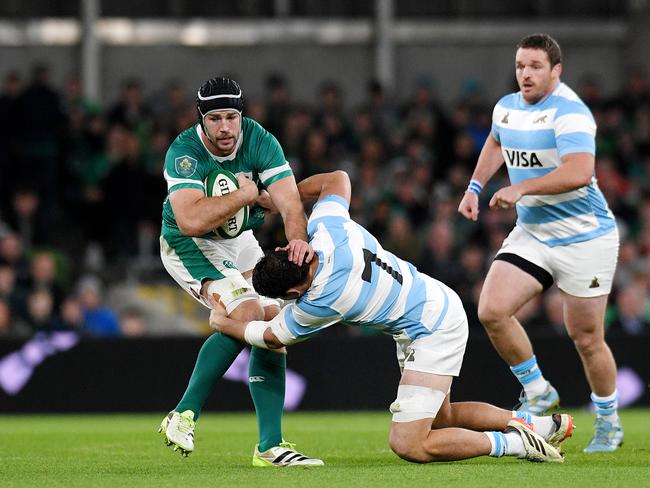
177, 218, 206, 237
567, 172, 592, 191
331, 170, 350, 186
576, 172, 593, 188
325, 170, 351, 200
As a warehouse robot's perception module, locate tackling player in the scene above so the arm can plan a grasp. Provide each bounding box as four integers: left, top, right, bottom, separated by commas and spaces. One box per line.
458, 33, 622, 452
210, 171, 574, 464
158, 77, 322, 466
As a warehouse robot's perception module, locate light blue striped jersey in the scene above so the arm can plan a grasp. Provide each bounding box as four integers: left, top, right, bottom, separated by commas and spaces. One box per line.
491, 82, 615, 247
267, 195, 450, 345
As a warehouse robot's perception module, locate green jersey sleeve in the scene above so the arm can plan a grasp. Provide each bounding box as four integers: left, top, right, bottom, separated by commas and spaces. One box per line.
163, 144, 206, 194
247, 118, 294, 187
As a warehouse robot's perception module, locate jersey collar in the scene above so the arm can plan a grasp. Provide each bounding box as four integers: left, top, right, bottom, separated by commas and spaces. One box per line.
521, 80, 562, 108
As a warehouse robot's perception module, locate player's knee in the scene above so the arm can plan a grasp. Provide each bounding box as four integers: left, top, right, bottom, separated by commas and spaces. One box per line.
388, 430, 428, 463
568, 328, 602, 355
477, 300, 506, 328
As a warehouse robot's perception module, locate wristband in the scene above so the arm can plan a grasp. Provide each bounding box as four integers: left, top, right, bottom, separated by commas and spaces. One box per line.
466, 179, 483, 195
244, 321, 270, 349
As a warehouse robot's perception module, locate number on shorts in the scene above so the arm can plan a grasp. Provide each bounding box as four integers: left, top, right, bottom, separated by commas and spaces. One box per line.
362, 248, 403, 285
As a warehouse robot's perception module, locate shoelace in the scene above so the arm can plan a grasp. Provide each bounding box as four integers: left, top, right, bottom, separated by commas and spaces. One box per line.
278, 441, 297, 451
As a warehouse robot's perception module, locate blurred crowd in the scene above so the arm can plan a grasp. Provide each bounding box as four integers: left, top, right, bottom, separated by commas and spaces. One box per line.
0, 64, 649, 338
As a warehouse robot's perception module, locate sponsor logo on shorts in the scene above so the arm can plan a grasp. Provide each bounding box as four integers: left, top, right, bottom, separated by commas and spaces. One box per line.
175, 155, 198, 177
589, 277, 600, 288
249, 376, 265, 383
223, 260, 237, 270
405, 349, 416, 362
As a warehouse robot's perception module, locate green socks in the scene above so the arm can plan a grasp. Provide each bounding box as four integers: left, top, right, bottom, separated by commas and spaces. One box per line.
174, 334, 286, 451
175, 332, 244, 420
249, 347, 286, 451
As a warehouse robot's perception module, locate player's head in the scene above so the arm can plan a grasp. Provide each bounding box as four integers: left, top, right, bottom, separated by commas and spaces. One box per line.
196, 77, 243, 155
515, 33, 562, 104
252, 251, 311, 299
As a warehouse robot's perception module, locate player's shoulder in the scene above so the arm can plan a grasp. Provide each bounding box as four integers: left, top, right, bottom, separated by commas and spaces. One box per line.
494, 92, 520, 110
550, 83, 593, 118
242, 116, 271, 139
308, 196, 350, 226
164, 125, 212, 178
241, 116, 281, 152
166, 125, 205, 159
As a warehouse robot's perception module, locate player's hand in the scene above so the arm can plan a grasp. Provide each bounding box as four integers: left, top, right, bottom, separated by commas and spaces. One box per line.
256, 190, 278, 214
489, 185, 522, 210
209, 308, 227, 332
276, 240, 314, 266
458, 191, 480, 221
236, 173, 259, 205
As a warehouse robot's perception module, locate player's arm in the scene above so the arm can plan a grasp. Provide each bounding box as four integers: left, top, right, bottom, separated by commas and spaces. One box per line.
266, 176, 308, 242
209, 312, 285, 349
266, 176, 313, 265
489, 153, 593, 209
458, 134, 505, 221
170, 174, 258, 236
297, 170, 352, 205
209, 303, 329, 349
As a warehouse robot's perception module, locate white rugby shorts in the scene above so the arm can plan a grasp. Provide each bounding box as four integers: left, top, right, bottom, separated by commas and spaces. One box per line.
394, 281, 468, 377
160, 230, 278, 312
496, 225, 619, 298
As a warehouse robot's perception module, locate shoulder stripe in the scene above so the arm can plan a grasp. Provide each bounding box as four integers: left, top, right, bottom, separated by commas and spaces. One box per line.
296, 299, 339, 319
164, 169, 205, 189
282, 307, 328, 340
554, 113, 596, 137
556, 132, 595, 157
308, 215, 348, 240
313, 194, 350, 211
260, 162, 291, 180
553, 99, 593, 119
263, 170, 293, 187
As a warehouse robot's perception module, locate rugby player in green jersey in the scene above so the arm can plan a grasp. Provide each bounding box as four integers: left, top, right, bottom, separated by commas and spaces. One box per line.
158, 77, 322, 466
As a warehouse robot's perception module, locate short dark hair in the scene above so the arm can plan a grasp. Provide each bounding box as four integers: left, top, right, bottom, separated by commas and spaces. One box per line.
252, 251, 310, 298
517, 33, 562, 67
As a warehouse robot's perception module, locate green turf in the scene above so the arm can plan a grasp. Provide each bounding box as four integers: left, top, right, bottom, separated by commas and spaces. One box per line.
1, 409, 649, 488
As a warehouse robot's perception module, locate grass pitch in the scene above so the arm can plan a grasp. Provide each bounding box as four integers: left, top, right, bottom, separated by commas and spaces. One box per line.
1, 409, 649, 488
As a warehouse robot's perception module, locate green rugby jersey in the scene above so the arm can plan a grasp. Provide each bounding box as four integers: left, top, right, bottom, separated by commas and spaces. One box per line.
161, 117, 293, 239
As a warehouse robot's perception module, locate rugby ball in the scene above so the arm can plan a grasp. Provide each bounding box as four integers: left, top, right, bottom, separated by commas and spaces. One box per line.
204, 169, 249, 238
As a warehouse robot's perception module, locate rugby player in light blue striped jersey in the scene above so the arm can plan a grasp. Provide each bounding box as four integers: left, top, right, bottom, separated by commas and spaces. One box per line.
458, 33, 622, 453
211, 171, 574, 464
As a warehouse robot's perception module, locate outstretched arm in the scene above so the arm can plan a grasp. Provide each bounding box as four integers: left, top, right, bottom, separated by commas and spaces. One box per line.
296, 170, 352, 205
266, 176, 313, 265
209, 310, 285, 349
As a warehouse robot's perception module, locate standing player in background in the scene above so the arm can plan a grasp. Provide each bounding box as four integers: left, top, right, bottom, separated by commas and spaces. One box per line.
458, 34, 622, 453
210, 171, 573, 464
158, 77, 322, 466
